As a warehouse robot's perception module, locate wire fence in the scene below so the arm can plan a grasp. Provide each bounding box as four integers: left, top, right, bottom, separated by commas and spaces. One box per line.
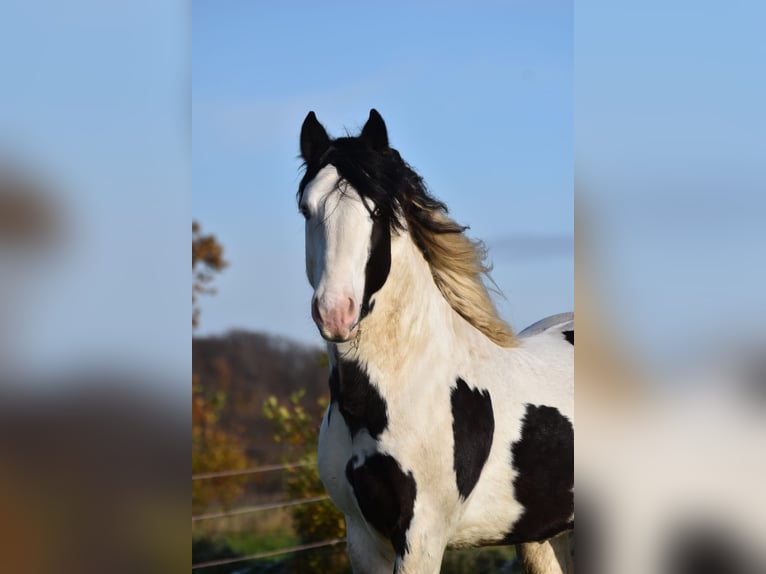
192, 460, 316, 481
192, 460, 336, 570
192, 494, 329, 522
191, 538, 345, 570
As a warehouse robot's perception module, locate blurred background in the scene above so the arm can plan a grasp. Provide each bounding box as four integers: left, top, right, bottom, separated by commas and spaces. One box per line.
577, 1, 766, 572
1, 1, 765, 573
1, 1, 188, 573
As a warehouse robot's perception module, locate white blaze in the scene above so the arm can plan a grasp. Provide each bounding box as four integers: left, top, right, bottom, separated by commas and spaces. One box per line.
301, 165, 373, 337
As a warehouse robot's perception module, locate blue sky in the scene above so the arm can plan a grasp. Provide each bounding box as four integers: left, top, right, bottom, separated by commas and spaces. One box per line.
193, 1, 573, 345
2, 0, 763, 385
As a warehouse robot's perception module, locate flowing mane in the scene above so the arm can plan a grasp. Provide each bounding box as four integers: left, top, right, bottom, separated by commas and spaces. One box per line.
412, 207, 517, 347
298, 136, 516, 347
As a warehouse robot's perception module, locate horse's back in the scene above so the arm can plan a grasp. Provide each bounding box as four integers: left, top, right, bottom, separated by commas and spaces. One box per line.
518, 312, 573, 340
511, 312, 574, 407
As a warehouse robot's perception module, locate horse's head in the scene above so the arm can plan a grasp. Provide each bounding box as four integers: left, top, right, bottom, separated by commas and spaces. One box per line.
297, 109, 393, 342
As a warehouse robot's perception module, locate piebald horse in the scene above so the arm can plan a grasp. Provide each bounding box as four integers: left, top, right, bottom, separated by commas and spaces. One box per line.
297, 110, 573, 574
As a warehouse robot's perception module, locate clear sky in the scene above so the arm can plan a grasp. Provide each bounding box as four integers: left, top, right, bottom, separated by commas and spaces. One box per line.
193, 1, 573, 345
3, 0, 764, 390
2, 0, 763, 386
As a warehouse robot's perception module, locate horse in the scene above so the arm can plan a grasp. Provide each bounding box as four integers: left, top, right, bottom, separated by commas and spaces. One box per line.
296, 109, 573, 574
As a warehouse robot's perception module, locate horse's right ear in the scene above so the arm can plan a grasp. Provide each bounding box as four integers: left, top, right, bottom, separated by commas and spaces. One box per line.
360, 108, 388, 150
300, 111, 330, 164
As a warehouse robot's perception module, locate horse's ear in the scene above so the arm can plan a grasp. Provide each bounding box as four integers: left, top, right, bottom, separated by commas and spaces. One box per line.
300, 111, 330, 164
360, 109, 388, 150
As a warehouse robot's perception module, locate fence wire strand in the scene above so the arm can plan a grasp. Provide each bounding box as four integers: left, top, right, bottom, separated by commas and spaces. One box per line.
192, 460, 316, 481
192, 494, 329, 522
192, 460, 334, 567
191, 538, 345, 570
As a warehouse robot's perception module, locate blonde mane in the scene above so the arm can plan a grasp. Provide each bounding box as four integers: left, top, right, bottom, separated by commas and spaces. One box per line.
408, 209, 517, 348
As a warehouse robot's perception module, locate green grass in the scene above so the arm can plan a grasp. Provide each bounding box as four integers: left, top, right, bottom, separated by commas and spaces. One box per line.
193, 529, 302, 574
219, 528, 300, 556
441, 546, 521, 574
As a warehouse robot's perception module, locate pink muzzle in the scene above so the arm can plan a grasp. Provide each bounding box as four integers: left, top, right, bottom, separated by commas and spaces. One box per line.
312, 295, 359, 341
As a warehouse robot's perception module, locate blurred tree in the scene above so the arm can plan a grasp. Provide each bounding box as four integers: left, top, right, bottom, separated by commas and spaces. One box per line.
263, 390, 349, 573
192, 368, 249, 514
191, 221, 247, 514
193, 220, 227, 329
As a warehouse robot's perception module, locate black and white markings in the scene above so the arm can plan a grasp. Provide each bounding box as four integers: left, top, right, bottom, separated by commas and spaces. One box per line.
507, 403, 574, 542
345, 453, 417, 558
332, 358, 388, 439
562, 330, 574, 345
451, 377, 495, 499
360, 214, 391, 320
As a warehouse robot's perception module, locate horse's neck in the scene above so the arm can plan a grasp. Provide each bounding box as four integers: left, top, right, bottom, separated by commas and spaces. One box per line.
335, 232, 459, 374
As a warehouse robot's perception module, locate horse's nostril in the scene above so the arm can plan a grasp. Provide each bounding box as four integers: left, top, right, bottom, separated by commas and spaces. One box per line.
347, 297, 356, 317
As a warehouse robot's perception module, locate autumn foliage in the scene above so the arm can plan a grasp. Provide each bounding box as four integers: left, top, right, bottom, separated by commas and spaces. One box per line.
193, 220, 227, 328
263, 390, 348, 572
192, 374, 249, 514
192, 221, 248, 514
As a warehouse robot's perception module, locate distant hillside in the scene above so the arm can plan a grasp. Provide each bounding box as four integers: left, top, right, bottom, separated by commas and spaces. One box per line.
193, 330, 329, 463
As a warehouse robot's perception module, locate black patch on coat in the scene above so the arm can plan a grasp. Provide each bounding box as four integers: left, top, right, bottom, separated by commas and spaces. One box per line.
563, 330, 574, 345
451, 377, 495, 499
360, 215, 391, 319
345, 453, 417, 558
327, 364, 340, 423
505, 404, 574, 543
335, 359, 388, 438
328, 364, 340, 403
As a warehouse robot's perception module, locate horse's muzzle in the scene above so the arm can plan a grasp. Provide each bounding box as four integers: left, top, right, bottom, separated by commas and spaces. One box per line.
312, 295, 360, 342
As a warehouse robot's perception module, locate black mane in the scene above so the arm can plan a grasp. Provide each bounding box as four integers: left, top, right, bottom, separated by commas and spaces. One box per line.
298, 135, 464, 238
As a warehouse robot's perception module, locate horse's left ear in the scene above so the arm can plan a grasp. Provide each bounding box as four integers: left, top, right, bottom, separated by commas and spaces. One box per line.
360, 109, 389, 150
300, 111, 331, 164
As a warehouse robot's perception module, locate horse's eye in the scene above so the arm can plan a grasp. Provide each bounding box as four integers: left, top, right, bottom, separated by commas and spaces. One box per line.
299, 205, 311, 220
